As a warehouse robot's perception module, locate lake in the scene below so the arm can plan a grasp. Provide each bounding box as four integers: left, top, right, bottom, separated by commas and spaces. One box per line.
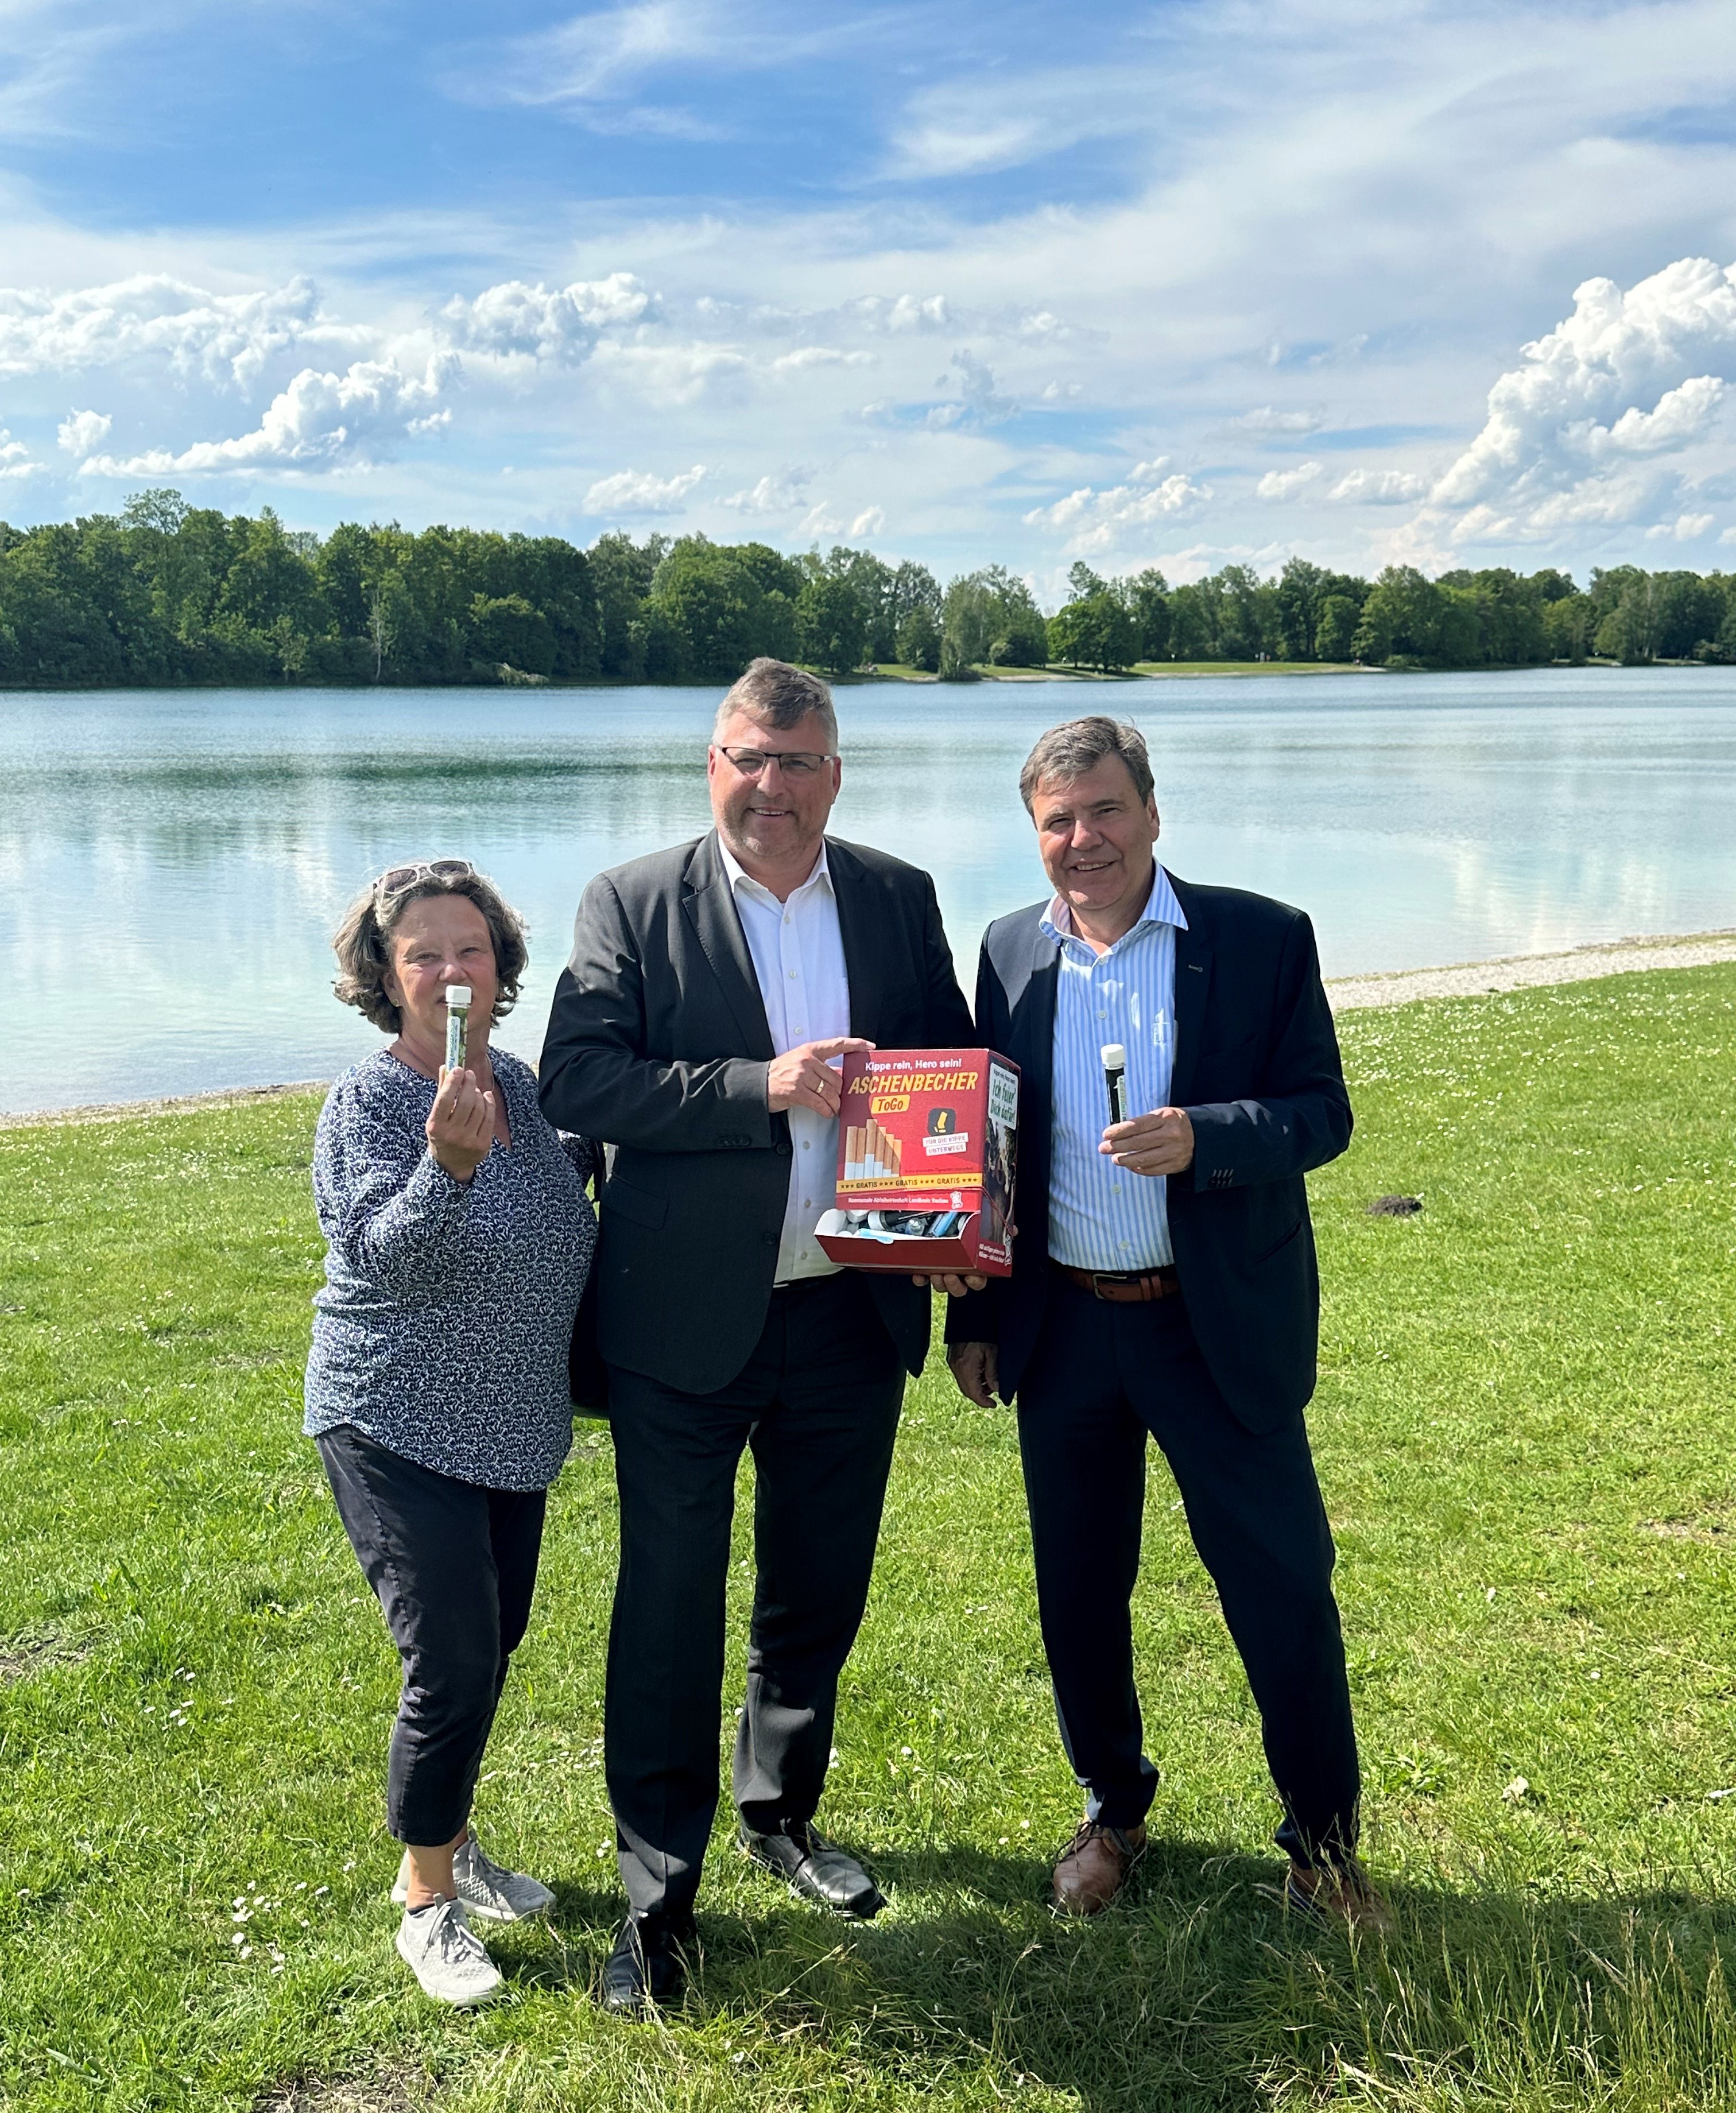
5, 668, 1734, 1114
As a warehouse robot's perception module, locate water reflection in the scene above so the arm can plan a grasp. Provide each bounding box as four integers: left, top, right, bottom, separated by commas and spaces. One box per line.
5, 670, 1734, 1111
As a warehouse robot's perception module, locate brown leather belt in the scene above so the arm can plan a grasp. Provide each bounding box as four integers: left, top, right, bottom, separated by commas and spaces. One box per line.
1051, 1260, 1180, 1304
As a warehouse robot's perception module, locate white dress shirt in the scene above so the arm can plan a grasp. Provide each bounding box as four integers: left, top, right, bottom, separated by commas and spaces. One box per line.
1041, 863, 1189, 1273
719, 838, 851, 1283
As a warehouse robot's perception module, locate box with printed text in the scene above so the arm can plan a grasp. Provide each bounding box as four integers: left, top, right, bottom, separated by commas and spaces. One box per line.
813, 1046, 1019, 1277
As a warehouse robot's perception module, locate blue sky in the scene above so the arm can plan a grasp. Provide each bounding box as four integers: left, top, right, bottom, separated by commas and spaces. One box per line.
3, 0, 1736, 590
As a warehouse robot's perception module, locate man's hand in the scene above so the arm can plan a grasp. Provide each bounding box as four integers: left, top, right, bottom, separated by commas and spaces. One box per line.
947, 1340, 999, 1408
766, 1036, 873, 1118
1100, 1106, 1195, 1177
428, 1065, 495, 1182
912, 1271, 988, 1296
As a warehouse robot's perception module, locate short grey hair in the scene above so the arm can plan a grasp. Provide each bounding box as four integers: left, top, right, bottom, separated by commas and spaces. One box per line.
1019, 716, 1155, 813
331, 866, 529, 1034
712, 657, 839, 749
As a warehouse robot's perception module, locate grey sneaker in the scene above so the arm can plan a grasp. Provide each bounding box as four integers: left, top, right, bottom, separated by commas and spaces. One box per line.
391, 1835, 556, 1923
394, 1898, 503, 2007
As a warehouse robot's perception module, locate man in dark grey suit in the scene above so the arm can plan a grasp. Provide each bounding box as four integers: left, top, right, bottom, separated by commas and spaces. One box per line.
540, 658, 975, 2012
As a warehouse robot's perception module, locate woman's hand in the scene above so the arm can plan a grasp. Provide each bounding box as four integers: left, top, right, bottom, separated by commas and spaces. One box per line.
427, 1065, 495, 1182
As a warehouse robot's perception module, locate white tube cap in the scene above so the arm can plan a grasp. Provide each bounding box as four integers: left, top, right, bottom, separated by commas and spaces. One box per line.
445, 984, 472, 1008
1100, 1042, 1126, 1069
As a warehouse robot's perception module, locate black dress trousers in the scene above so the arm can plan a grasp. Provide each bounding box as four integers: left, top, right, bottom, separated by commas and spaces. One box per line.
1016, 1278, 1361, 1868
603, 1270, 905, 1917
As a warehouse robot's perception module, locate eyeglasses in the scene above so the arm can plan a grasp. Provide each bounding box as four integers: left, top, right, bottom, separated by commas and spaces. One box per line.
715, 745, 836, 779
373, 858, 474, 909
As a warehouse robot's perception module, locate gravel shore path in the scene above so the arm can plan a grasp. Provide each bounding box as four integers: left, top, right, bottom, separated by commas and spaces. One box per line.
1324, 928, 1736, 1011
5, 930, 1733, 1127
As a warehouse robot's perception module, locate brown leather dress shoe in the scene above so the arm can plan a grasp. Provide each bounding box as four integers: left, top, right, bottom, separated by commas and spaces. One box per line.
1284, 1860, 1394, 1936
1052, 1819, 1146, 1915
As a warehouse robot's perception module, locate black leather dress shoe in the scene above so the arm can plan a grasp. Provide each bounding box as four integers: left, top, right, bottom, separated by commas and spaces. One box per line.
599, 1909, 696, 2014
739, 1818, 885, 1919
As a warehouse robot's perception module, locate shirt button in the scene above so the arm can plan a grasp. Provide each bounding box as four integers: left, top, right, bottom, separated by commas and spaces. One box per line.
1098, 1009, 1107, 1019
1119, 1241, 1130, 1252
802, 1139, 810, 1149
789, 969, 799, 979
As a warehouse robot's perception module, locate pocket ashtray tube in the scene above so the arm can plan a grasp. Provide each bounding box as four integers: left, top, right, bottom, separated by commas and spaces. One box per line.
444, 983, 472, 1073
1101, 1041, 1127, 1126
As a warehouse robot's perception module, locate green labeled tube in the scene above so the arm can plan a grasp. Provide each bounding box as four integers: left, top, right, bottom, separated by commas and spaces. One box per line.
444, 984, 472, 1073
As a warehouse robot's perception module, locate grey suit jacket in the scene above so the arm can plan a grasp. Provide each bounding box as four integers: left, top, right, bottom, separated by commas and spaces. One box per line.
538, 830, 976, 1395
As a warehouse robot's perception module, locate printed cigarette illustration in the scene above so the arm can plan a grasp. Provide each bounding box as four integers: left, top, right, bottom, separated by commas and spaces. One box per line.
826, 1048, 1020, 1277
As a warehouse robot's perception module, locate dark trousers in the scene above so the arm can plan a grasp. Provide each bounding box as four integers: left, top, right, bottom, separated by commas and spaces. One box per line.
604, 1273, 905, 1916
1017, 1281, 1361, 1869
317, 1424, 547, 1848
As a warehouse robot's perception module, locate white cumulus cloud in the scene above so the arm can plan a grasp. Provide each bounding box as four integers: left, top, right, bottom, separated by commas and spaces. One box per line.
852, 293, 951, 334
0, 274, 341, 389
722, 471, 809, 513
1233, 406, 1328, 437
1025, 460, 1210, 552
80, 356, 456, 475
770, 346, 873, 371
57, 408, 110, 456
0, 427, 41, 480
1328, 467, 1428, 505
1646, 510, 1715, 540
1429, 257, 1736, 539
1256, 460, 1324, 500
440, 272, 653, 362
584, 463, 706, 514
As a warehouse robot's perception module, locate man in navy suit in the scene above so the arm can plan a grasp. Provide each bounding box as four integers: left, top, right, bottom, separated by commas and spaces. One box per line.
943, 715, 1386, 1928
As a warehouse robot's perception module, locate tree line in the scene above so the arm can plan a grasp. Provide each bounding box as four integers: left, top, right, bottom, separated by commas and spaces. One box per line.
1, 489, 1733, 688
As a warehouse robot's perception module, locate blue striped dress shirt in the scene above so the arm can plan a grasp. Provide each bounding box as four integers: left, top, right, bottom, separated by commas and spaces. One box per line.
1041, 864, 1189, 1273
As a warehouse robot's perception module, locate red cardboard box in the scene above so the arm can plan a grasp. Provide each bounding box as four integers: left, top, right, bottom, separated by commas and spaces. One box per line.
814, 1046, 1019, 1277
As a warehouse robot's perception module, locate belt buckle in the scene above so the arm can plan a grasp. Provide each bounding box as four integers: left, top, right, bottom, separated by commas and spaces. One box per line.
1090, 1270, 1127, 1301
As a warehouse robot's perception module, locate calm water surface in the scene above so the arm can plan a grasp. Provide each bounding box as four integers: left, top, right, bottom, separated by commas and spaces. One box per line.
5, 669, 1734, 1112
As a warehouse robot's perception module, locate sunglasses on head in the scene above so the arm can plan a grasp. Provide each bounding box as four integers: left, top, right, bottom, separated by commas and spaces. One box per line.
373, 858, 475, 910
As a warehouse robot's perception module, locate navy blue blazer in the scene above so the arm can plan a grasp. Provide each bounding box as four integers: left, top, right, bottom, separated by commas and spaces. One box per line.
946, 869, 1353, 1432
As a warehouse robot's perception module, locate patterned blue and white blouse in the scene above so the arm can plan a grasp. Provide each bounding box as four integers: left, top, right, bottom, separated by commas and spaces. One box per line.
303, 1046, 598, 1491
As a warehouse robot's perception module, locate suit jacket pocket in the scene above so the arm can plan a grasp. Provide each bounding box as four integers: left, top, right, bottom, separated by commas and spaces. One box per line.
1254, 1218, 1303, 1265
602, 1176, 668, 1230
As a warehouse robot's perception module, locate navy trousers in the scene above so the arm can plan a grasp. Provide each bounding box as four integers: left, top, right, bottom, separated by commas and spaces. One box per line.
1016, 1278, 1361, 1868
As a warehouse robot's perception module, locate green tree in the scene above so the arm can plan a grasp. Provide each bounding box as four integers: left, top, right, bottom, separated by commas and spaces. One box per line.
1594, 579, 1656, 665
1120, 569, 1170, 660
795, 571, 868, 674
896, 603, 941, 672
649, 537, 765, 680
470, 593, 556, 676
1316, 594, 1360, 662
1049, 590, 1137, 672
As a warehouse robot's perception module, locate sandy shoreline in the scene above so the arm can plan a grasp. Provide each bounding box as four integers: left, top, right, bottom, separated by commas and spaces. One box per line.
4, 929, 1733, 1129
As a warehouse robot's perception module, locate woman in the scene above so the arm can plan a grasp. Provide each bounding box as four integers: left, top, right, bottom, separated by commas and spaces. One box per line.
305, 858, 598, 2007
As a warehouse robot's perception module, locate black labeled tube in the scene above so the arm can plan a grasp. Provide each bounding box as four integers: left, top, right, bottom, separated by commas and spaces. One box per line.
1101, 1041, 1127, 1126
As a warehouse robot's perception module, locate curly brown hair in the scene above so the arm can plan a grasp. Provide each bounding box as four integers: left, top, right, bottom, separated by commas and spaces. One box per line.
331, 864, 529, 1033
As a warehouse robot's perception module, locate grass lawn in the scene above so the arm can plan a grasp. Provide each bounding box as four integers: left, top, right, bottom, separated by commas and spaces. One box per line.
2, 965, 1734, 2111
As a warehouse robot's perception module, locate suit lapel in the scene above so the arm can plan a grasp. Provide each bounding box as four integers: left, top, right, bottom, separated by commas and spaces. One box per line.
1010, 917, 1060, 1213
1020, 919, 1059, 1108
827, 840, 888, 1042
681, 832, 775, 1060
1166, 870, 1213, 1108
